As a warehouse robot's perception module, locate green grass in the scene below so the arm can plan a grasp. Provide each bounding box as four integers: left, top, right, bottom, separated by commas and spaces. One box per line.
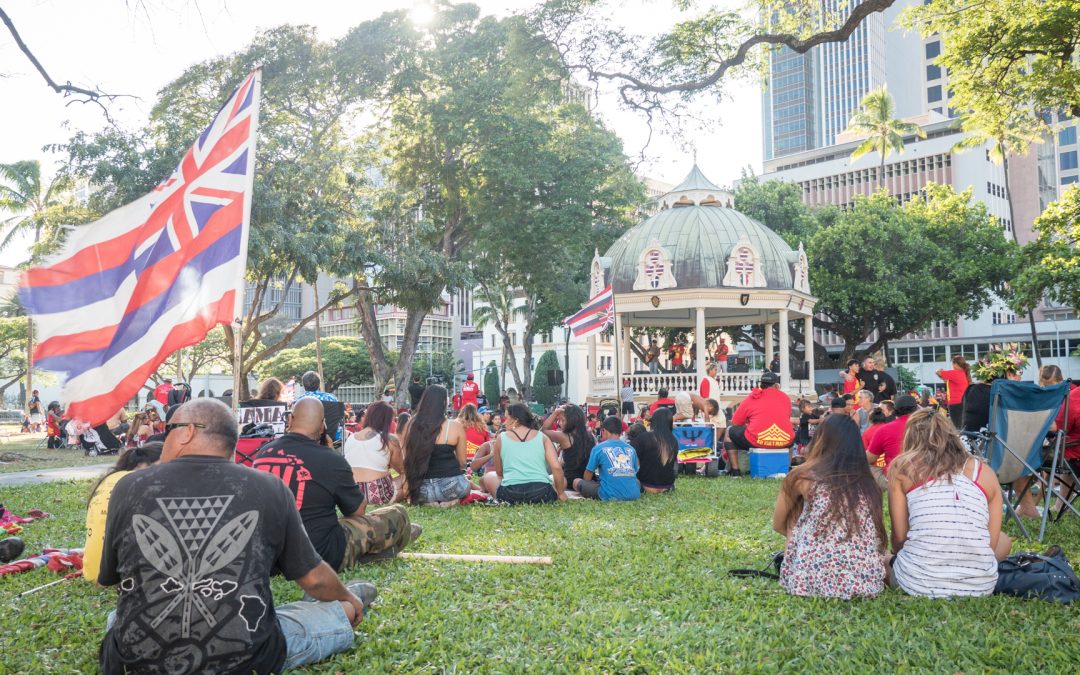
1, 477, 1078, 673
0, 437, 109, 474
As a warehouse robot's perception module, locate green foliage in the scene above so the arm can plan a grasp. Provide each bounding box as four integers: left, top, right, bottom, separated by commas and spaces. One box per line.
260, 337, 372, 393
1, 477, 1078, 671
0, 315, 27, 392
808, 186, 1017, 359
845, 87, 925, 188
733, 175, 827, 247
897, 365, 919, 395
0, 159, 92, 259
409, 347, 462, 388
1011, 186, 1080, 313
531, 350, 563, 406
483, 360, 501, 406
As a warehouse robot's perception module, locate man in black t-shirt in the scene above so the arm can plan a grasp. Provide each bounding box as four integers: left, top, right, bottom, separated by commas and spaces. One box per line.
857, 356, 896, 403
98, 399, 373, 674
254, 398, 419, 571
408, 376, 426, 411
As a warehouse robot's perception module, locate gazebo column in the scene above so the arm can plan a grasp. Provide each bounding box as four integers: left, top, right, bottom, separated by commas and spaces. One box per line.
588, 330, 598, 382
778, 309, 790, 387
694, 307, 706, 387
622, 325, 632, 374
803, 315, 815, 389
612, 311, 624, 387
764, 322, 774, 370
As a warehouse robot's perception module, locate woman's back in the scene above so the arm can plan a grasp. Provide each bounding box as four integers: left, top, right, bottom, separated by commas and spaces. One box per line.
344, 429, 391, 480
632, 431, 676, 487
425, 421, 463, 478
893, 459, 997, 598
499, 430, 550, 487
781, 482, 884, 598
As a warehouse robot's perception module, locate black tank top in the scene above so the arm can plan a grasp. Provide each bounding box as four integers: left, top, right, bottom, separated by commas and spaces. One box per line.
425, 423, 462, 478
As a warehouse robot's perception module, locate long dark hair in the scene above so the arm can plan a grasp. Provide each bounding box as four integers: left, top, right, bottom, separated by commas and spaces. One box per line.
402, 385, 448, 504
649, 407, 678, 465
781, 415, 885, 548
504, 403, 535, 430
952, 355, 972, 384
361, 401, 394, 449
88, 442, 163, 504
561, 404, 595, 453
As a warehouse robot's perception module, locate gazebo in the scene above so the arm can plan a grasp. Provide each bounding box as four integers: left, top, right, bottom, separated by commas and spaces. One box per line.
587, 165, 818, 403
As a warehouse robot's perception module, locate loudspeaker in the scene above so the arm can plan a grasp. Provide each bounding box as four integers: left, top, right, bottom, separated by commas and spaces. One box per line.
791, 361, 810, 379
546, 369, 564, 386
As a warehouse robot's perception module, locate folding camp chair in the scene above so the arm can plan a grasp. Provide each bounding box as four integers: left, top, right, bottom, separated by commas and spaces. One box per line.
979, 380, 1080, 541
322, 401, 346, 450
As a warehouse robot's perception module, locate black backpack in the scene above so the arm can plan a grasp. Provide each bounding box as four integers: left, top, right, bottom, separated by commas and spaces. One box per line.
994, 546, 1080, 604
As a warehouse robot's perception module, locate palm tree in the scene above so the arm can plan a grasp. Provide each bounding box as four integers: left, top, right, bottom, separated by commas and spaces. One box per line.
846, 87, 927, 191
472, 284, 525, 392
0, 160, 78, 251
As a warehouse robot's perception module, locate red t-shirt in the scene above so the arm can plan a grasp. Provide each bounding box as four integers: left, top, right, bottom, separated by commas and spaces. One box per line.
649, 398, 676, 415
842, 373, 859, 395
731, 388, 794, 448
461, 381, 480, 406
866, 414, 911, 473
1054, 386, 1080, 460
153, 383, 173, 405
464, 426, 490, 458
670, 345, 685, 365
938, 369, 970, 405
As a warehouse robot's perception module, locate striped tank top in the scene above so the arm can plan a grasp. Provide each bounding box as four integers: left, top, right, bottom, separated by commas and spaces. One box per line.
893, 458, 998, 598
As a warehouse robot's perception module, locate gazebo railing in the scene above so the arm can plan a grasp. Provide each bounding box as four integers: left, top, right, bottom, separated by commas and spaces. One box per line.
590, 372, 810, 399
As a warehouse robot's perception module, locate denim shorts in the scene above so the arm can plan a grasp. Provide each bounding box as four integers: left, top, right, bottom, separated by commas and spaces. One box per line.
418, 474, 471, 503
496, 481, 557, 505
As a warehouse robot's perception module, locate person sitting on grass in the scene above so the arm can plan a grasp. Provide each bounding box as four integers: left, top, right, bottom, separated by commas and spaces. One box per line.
888, 408, 1010, 598
97, 399, 375, 674
631, 407, 679, 493
772, 415, 887, 599
342, 401, 404, 505
401, 385, 470, 506
723, 371, 795, 476
83, 442, 164, 585
865, 394, 919, 490
575, 416, 640, 501
861, 408, 889, 452
541, 404, 595, 490
254, 399, 419, 570
480, 404, 566, 504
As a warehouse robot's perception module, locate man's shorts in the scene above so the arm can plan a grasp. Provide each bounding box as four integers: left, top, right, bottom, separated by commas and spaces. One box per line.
727, 424, 752, 450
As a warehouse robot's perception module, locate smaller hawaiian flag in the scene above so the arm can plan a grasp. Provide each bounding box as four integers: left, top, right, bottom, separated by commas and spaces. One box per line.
19, 70, 261, 425
564, 285, 614, 338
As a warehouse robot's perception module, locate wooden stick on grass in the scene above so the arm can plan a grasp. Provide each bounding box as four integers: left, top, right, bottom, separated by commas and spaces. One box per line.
399, 552, 552, 565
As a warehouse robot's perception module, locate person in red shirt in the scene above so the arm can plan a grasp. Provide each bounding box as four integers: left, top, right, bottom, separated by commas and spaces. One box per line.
936, 355, 972, 425
699, 363, 721, 400
648, 388, 677, 416
461, 373, 480, 409
865, 394, 919, 489
1054, 385, 1080, 462
714, 341, 729, 372
840, 360, 860, 396
669, 342, 686, 373
153, 377, 174, 406
724, 371, 794, 475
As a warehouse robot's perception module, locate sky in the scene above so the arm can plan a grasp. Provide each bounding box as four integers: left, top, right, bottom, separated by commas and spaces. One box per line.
0, 0, 762, 267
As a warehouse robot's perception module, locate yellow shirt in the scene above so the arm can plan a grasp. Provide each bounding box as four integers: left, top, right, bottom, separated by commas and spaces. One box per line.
83, 470, 130, 584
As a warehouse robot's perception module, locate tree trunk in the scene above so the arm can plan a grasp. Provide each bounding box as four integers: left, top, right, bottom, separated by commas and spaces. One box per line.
312, 278, 324, 387
354, 282, 392, 393
502, 333, 524, 396
879, 148, 886, 191
1000, 147, 1042, 368
392, 309, 428, 408
24, 316, 32, 409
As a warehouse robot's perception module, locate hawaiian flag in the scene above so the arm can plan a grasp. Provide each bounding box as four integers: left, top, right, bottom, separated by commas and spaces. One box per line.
564, 285, 614, 338
19, 71, 261, 425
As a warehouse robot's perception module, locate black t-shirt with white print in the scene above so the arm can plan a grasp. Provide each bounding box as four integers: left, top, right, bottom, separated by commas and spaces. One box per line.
98, 455, 322, 675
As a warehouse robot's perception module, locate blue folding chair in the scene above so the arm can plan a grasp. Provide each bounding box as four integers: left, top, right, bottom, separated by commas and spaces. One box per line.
983, 380, 1080, 541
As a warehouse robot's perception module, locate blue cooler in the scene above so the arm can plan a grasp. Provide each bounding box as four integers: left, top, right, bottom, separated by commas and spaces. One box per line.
748, 449, 789, 477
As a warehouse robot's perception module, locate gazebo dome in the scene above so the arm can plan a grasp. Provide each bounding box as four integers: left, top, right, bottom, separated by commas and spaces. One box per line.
604, 166, 803, 294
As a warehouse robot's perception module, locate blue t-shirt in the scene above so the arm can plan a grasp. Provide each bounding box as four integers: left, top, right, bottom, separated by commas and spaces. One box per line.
586, 440, 640, 501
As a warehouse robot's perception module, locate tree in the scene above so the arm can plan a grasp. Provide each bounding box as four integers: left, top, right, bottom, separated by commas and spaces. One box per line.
531, 350, 562, 406
260, 337, 373, 394
483, 360, 500, 406
0, 160, 89, 253
471, 286, 524, 394
844, 87, 925, 190
808, 186, 1017, 361
1011, 186, 1080, 314
733, 175, 829, 248
0, 317, 28, 402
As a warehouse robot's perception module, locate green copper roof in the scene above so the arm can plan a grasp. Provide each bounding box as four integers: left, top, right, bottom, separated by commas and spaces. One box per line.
605, 205, 797, 292
669, 164, 723, 193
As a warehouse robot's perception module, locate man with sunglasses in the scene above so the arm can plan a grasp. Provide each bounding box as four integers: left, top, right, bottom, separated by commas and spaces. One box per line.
97, 398, 374, 674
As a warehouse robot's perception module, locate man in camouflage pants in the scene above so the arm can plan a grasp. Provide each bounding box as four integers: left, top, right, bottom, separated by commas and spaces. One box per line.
253, 399, 421, 571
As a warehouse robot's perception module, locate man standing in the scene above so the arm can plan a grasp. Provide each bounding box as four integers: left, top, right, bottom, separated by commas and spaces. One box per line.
253, 399, 418, 571
714, 340, 729, 372
645, 340, 661, 374
857, 357, 895, 403
97, 399, 373, 674
461, 373, 480, 410
620, 379, 636, 417
153, 377, 173, 406
296, 371, 338, 402
408, 376, 426, 411
724, 371, 794, 475
669, 341, 686, 373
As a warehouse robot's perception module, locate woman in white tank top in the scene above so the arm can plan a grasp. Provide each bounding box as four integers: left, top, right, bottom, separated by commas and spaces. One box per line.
344, 402, 403, 504
888, 409, 1011, 598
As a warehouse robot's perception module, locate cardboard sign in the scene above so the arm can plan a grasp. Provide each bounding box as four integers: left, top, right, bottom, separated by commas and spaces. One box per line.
237, 405, 287, 436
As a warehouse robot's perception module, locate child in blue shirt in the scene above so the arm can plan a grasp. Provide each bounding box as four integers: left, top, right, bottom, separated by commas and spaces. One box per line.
575, 416, 640, 501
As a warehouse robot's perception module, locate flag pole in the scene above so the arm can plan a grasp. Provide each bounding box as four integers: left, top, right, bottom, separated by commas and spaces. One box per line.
231, 69, 263, 410
611, 288, 622, 414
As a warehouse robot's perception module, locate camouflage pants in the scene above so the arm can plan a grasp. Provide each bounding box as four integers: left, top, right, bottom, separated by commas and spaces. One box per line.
338, 504, 412, 570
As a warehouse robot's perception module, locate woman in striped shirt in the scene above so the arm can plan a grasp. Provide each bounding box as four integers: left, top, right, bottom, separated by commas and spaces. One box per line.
887, 409, 1011, 598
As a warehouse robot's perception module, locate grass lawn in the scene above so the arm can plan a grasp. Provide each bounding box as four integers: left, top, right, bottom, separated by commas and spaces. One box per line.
0, 436, 109, 474
1, 476, 1078, 673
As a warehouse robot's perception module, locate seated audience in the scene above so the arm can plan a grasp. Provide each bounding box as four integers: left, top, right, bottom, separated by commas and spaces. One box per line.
724, 372, 795, 476
865, 394, 919, 489
631, 407, 679, 493
888, 409, 1011, 598
401, 385, 470, 506
46, 401, 64, 449
861, 409, 889, 450
459, 404, 492, 474
541, 404, 595, 490
480, 404, 567, 504
254, 399, 417, 569
83, 442, 163, 585
243, 377, 288, 408
854, 390, 875, 432
772, 415, 886, 598
97, 399, 373, 673
343, 401, 404, 505
879, 399, 896, 421
575, 416, 640, 501
296, 370, 338, 402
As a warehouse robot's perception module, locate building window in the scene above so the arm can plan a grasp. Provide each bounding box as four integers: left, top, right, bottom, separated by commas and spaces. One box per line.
1061, 151, 1079, 171
926, 64, 941, 80
1063, 175, 1079, 185
925, 41, 940, 59
1060, 126, 1077, 146
927, 85, 942, 103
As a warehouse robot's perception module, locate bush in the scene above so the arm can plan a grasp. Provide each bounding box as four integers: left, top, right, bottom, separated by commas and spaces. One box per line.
483, 360, 500, 407
531, 350, 563, 406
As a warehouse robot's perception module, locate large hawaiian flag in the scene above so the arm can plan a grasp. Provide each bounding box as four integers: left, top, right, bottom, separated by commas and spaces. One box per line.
19, 70, 261, 425
564, 285, 614, 339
